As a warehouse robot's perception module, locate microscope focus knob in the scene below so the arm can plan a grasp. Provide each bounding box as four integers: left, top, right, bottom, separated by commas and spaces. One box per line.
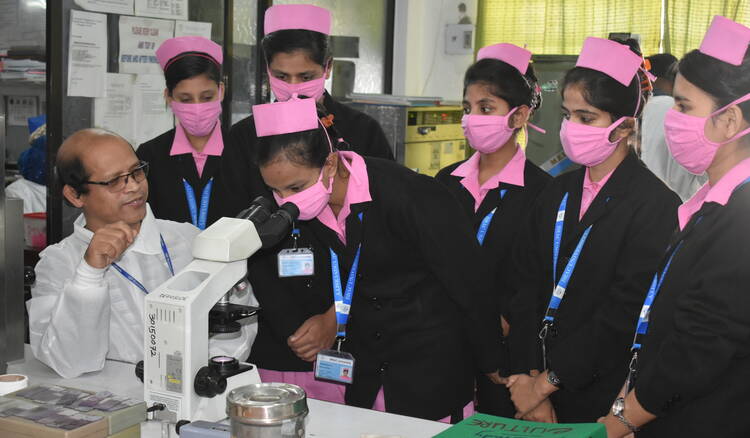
194, 366, 227, 398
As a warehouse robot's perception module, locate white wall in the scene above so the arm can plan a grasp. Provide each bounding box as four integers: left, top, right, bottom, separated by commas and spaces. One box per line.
392, 0, 477, 102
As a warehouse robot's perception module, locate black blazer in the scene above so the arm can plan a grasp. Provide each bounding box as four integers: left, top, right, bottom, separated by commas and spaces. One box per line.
246, 222, 333, 371
136, 128, 232, 227
634, 182, 750, 437
507, 152, 680, 422
435, 157, 552, 373
220, 92, 395, 217
291, 157, 500, 421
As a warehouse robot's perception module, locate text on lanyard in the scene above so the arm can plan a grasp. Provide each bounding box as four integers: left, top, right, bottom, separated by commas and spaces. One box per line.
631, 241, 684, 351
330, 212, 363, 339
476, 189, 508, 245
111, 234, 175, 295
183, 177, 213, 230
539, 192, 594, 369
544, 192, 593, 324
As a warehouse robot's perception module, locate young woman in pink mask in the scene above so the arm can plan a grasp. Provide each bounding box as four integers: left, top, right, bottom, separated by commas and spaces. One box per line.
600, 16, 750, 438
503, 37, 680, 424
435, 43, 551, 418
137, 36, 230, 229
248, 97, 503, 423
221, 4, 393, 217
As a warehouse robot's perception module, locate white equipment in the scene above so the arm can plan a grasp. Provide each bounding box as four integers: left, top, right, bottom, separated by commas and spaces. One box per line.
140, 199, 298, 423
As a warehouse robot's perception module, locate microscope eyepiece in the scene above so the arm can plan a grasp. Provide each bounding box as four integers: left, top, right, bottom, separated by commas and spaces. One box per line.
258, 202, 300, 249
235, 196, 274, 227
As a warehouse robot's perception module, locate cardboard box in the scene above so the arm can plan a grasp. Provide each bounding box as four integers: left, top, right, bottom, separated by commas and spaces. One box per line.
5, 385, 145, 436
433, 413, 607, 438
109, 424, 140, 438
0, 401, 107, 438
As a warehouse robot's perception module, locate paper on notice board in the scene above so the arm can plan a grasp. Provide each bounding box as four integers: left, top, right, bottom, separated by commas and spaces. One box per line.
174, 20, 212, 39
119, 15, 174, 75
135, 0, 187, 21
7, 96, 38, 126
68, 10, 107, 98
134, 74, 173, 146
74, 0, 134, 15
94, 73, 136, 146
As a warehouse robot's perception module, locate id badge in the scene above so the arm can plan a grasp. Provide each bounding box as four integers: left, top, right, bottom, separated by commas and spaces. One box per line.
278, 248, 315, 277
314, 349, 355, 384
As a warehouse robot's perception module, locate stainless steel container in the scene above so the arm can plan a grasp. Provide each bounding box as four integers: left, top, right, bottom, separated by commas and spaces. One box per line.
227, 383, 308, 438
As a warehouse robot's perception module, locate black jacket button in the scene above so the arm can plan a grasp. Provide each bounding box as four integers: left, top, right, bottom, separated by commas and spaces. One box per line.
371, 296, 382, 310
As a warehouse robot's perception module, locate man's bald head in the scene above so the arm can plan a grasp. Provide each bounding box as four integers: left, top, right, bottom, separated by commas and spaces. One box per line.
57, 128, 133, 196
58, 128, 148, 231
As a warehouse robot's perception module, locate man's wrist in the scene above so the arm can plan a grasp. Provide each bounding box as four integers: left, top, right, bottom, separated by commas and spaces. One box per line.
603, 414, 632, 438
611, 397, 640, 433
535, 371, 559, 398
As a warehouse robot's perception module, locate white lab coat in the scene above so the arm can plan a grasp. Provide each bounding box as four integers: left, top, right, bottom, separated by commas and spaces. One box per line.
5, 177, 46, 213
641, 95, 707, 201
28, 204, 257, 379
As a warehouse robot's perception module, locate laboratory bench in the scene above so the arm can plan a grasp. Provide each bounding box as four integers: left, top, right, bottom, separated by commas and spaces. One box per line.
8, 345, 450, 438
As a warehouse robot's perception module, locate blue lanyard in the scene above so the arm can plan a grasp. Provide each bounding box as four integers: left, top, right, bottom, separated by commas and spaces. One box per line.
630, 175, 750, 336
629, 175, 750, 349
543, 193, 593, 324
625, 177, 750, 389
476, 189, 507, 245
111, 235, 175, 294
183, 177, 213, 230
329, 212, 363, 338
631, 241, 683, 351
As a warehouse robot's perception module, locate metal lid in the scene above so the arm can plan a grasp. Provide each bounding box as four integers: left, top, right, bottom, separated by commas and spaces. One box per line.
227, 383, 308, 425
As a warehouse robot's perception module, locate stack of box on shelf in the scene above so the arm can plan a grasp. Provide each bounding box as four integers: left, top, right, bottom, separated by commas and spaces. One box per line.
0, 46, 45, 83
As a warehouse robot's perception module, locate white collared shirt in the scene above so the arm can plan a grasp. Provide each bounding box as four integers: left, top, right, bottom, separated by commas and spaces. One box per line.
28, 204, 257, 378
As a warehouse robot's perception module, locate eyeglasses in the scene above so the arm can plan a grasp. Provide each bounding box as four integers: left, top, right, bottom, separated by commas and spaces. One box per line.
83, 161, 149, 193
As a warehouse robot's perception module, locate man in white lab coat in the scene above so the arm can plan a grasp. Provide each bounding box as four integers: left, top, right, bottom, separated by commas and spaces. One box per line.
641, 54, 707, 200
27, 129, 255, 379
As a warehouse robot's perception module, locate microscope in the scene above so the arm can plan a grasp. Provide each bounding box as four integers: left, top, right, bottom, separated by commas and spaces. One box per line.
139, 198, 298, 423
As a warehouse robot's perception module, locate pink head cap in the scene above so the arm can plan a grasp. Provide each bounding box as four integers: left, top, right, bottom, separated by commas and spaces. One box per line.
575, 37, 642, 86
156, 36, 223, 71
699, 15, 750, 66
253, 97, 319, 137
477, 43, 532, 74
264, 4, 332, 36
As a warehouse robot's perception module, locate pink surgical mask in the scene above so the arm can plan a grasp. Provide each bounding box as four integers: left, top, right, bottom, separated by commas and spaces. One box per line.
272, 120, 335, 221
171, 99, 222, 137
665, 93, 750, 175
268, 70, 327, 102
273, 169, 333, 221
462, 108, 518, 154
560, 117, 628, 167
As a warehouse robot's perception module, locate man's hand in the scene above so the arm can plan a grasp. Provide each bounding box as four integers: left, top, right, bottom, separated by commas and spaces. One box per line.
485, 370, 508, 385
506, 372, 556, 419
522, 398, 557, 423
84, 222, 138, 269
288, 305, 337, 362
